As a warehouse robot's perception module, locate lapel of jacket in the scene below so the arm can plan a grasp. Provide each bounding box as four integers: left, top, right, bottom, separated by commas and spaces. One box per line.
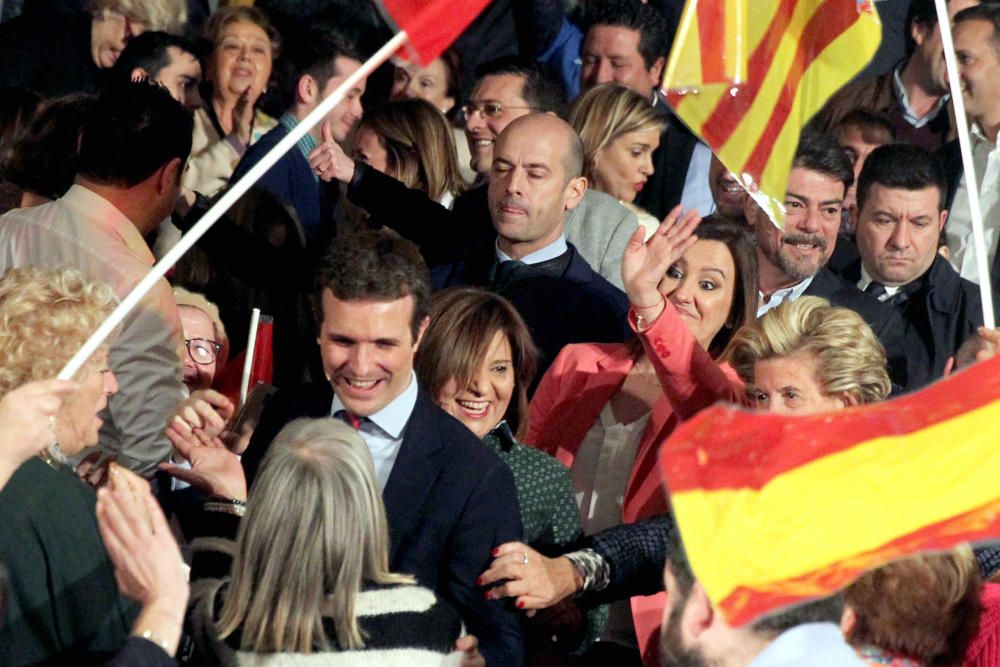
381, 388, 446, 564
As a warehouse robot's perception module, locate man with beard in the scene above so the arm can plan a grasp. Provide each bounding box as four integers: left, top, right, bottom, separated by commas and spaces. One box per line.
658, 529, 867, 667
744, 131, 911, 389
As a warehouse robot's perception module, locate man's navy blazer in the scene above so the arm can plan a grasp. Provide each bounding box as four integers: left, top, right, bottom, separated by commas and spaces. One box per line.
241, 383, 525, 666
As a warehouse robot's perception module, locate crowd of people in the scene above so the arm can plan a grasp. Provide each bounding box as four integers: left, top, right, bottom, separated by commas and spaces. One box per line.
0, 0, 1000, 665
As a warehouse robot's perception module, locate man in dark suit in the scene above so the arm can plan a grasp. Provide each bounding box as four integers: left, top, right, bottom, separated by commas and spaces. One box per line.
433, 113, 630, 385
834, 144, 983, 388
240, 231, 524, 666
743, 131, 911, 389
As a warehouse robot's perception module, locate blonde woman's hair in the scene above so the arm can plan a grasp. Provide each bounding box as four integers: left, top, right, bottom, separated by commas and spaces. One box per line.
359, 99, 466, 201
723, 296, 891, 405
173, 286, 229, 368
91, 0, 187, 33
0, 266, 116, 397
567, 82, 665, 183
216, 418, 413, 652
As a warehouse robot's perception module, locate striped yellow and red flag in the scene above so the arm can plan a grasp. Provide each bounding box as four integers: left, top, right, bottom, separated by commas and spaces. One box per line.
662, 0, 881, 226
659, 354, 1000, 627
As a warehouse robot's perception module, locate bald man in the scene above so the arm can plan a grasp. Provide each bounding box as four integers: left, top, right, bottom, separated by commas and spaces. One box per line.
435, 114, 630, 388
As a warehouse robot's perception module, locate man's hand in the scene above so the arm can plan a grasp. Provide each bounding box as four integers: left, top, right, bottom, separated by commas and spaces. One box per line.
478, 542, 582, 610
308, 121, 355, 183
455, 635, 485, 667
621, 205, 701, 326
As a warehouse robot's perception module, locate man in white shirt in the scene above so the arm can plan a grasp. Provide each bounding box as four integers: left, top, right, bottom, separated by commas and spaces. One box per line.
944, 6, 1000, 292
0, 82, 191, 476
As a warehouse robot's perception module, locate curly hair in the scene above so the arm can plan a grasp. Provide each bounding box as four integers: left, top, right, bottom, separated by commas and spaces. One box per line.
723, 296, 890, 405
91, 0, 187, 34
0, 267, 116, 396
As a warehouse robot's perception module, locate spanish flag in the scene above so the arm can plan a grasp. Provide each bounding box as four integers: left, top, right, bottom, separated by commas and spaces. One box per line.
660, 354, 1000, 627
662, 0, 881, 226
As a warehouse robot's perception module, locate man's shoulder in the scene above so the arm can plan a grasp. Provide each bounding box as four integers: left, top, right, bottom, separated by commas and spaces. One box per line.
806, 268, 896, 326
924, 254, 983, 312
409, 394, 506, 469
563, 244, 628, 305
234, 124, 298, 176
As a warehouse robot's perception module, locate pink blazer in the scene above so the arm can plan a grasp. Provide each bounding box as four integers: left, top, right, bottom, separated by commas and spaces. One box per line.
526, 303, 743, 663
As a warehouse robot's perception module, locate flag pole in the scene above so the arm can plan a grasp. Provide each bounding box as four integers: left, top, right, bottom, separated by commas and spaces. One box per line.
56, 30, 410, 380
934, 0, 995, 328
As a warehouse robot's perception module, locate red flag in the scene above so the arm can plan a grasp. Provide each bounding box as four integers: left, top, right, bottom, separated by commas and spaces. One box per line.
379, 0, 492, 65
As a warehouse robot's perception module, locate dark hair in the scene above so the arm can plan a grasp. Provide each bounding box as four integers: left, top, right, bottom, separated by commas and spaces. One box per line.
696, 217, 759, 356
474, 56, 567, 113
440, 48, 463, 104
584, 0, 675, 70
205, 5, 281, 59
76, 81, 193, 187
111, 31, 198, 82
793, 129, 855, 194
2, 94, 96, 199
953, 4, 1000, 53
665, 527, 844, 639
416, 288, 538, 439
313, 230, 430, 341
834, 109, 896, 145
0, 87, 41, 154
271, 26, 363, 112
857, 143, 948, 213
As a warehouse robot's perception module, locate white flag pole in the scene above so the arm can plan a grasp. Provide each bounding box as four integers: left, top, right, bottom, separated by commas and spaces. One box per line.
240, 308, 262, 408
57, 30, 410, 380
934, 0, 995, 328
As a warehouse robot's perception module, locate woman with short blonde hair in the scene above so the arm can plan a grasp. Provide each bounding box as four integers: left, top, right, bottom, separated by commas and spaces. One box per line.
725, 295, 892, 409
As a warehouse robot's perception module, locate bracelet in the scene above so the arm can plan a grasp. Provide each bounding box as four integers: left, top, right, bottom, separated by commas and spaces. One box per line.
631, 297, 664, 310
137, 629, 172, 653
204, 497, 246, 517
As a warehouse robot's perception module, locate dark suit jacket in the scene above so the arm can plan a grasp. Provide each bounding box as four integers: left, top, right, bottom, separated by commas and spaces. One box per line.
940, 139, 1000, 323
433, 241, 631, 388
833, 249, 983, 389
241, 384, 525, 666
803, 267, 911, 391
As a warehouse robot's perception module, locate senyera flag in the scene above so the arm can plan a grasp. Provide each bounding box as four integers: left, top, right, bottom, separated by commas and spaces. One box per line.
379, 0, 491, 65
661, 0, 881, 226
659, 354, 1000, 627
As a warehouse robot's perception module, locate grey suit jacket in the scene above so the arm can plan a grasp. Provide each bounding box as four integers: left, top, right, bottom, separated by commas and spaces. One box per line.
565, 190, 639, 292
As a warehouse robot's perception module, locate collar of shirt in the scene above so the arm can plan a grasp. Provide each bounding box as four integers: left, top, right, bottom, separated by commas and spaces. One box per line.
893, 61, 949, 129
61, 185, 154, 266
858, 264, 902, 299
756, 275, 815, 317
278, 112, 320, 165
495, 235, 568, 265
749, 623, 867, 667
330, 370, 419, 440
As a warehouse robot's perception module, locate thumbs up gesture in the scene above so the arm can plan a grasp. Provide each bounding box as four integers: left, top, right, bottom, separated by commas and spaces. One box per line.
308, 121, 355, 183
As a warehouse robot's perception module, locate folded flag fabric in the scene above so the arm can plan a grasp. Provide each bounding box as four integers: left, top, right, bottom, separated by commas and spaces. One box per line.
378, 0, 492, 65
661, 0, 881, 226
659, 354, 1000, 627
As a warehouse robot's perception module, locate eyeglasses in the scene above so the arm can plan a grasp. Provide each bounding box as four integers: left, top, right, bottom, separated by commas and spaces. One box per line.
185, 338, 221, 365
457, 102, 539, 123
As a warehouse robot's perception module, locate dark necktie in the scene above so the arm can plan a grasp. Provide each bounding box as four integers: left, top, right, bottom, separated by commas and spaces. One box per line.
865, 281, 887, 301
491, 260, 527, 292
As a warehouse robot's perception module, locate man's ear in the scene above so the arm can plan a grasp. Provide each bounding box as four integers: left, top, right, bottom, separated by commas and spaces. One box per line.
939, 208, 948, 233
297, 74, 316, 106
840, 605, 857, 638
156, 158, 183, 195
743, 196, 760, 229
649, 56, 666, 89
564, 176, 588, 212
685, 582, 716, 640
910, 19, 928, 48
412, 315, 430, 351
130, 67, 149, 84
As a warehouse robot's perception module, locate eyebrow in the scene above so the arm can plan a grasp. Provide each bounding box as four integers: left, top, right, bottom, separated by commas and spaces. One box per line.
785, 191, 844, 206
699, 267, 728, 277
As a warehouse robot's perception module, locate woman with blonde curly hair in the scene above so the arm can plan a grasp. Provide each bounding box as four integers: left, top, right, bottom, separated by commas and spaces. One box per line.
0, 0, 187, 97
568, 83, 666, 237
725, 295, 892, 412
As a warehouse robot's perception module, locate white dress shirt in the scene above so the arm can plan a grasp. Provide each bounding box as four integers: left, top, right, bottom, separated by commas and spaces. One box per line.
0, 185, 184, 476
946, 125, 1000, 286
495, 235, 568, 265
857, 264, 901, 301
330, 371, 419, 490
757, 275, 815, 317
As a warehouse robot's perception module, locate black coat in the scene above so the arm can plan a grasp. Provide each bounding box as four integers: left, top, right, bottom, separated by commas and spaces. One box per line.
803, 267, 912, 391
834, 251, 982, 389
241, 384, 525, 667
433, 241, 630, 389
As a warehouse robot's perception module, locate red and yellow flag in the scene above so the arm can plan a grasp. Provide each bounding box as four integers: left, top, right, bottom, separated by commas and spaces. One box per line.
659, 354, 1000, 627
662, 0, 881, 226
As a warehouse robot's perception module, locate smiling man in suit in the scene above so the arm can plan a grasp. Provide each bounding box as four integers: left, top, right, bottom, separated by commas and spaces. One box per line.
240, 230, 524, 666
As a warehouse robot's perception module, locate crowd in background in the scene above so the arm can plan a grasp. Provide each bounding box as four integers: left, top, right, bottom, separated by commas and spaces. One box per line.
0, 0, 999, 666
